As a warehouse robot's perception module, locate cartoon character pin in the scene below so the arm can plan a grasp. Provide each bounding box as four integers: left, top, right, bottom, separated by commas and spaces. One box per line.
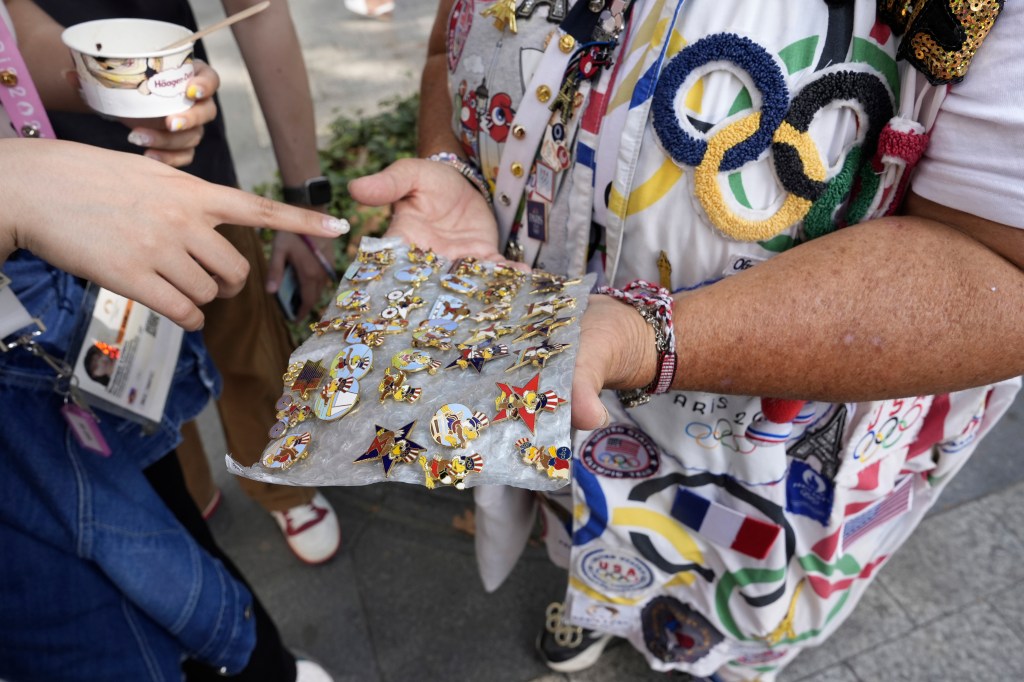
392, 348, 442, 375
394, 264, 433, 285
354, 421, 426, 477
378, 367, 422, 404
407, 243, 441, 269
411, 318, 458, 351
429, 294, 472, 321
530, 273, 581, 294
429, 404, 490, 449
457, 322, 516, 349
494, 373, 566, 434
343, 262, 383, 282
312, 375, 360, 420
309, 312, 362, 337
357, 246, 396, 266
445, 341, 509, 372
418, 453, 484, 489
522, 294, 576, 320
268, 394, 312, 439
329, 344, 373, 379
440, 273, 479, 295
262, 432, 312, 471
515, 437, 572, 479
336, 288, 372, 311
381, 288, 426, 321
510, 315, 576, 344
469, 302, 512, 321
506, 341, 571, 372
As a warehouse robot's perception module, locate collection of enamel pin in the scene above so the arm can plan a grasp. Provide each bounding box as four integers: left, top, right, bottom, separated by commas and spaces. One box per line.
257, 237, 590, 491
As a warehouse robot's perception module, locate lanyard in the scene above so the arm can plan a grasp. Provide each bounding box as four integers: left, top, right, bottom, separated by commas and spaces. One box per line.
0, 17, 57, 139
496, 0, 634, 264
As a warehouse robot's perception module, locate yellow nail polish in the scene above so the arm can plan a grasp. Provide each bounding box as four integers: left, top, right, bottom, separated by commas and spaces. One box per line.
185, 84, 203, 100
169, 117, 187, 132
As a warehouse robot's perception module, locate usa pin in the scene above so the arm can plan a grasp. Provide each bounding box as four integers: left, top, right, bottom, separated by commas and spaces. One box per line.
354, 421, 425, 477
429, 404, 490, 449
494, 373, 566, 434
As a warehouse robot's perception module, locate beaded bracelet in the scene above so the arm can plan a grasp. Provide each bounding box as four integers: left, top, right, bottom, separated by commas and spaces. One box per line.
594, 279, 677, 408
426, 152, 493, 206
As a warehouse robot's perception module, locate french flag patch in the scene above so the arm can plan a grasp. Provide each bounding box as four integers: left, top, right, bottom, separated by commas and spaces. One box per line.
671, 488, 782, 560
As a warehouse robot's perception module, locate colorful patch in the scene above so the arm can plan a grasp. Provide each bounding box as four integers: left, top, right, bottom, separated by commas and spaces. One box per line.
577, 547, 655, 595
841, 474, 913, 553
580, 424, 660, 479
641, 597, 724, 664
670, 487, 782, 560
785, 460, 833, 526
787, 405, 847, 480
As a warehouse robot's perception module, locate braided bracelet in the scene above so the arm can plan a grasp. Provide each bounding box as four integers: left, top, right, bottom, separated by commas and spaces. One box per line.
426, 152, 493, 206
595, 279, 677, 409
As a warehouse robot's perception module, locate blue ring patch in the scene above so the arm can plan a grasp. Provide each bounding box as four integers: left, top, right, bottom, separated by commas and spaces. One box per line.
578, 548, 656, 594
652, 33, 789, 171
581, 424, 660, 479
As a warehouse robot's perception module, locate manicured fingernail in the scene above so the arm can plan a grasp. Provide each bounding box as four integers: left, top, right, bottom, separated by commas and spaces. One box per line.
143, 150, 163, 162
323, 217, 350, 234
185, 84, 204, 100
169, 117, 187, 132
599, 407, 611, 429
127, 131, 152, 147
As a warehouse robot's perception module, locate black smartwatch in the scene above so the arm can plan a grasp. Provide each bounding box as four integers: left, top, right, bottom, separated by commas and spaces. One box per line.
282, 176, 332, 206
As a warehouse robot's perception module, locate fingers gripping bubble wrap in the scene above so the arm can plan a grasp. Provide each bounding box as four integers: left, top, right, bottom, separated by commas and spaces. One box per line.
227, 236, 594, 491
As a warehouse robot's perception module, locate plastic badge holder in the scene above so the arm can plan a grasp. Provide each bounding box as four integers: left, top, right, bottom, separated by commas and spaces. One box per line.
228, 236, 594, 492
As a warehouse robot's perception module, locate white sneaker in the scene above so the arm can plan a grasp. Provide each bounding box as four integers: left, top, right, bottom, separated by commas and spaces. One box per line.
270, 492, 341, 564
296, 658, 334, 682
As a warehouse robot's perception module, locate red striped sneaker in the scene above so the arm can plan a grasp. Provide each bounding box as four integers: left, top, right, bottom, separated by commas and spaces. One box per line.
270, 492, 341, 564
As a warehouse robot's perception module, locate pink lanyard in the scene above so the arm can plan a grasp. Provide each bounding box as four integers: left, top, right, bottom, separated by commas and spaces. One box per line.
0, 17, 57, 139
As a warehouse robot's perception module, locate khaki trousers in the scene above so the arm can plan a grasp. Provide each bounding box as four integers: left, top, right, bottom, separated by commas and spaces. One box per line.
179, 224, 314, 513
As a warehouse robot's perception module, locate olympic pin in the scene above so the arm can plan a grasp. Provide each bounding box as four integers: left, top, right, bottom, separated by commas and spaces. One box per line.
262, 432, 312, 471
494, 373, 566, 434
354, 421, 425, 477
428, 404, 490, 449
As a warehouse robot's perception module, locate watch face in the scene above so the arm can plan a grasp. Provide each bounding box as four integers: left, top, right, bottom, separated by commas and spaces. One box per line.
308, 178, 332, 206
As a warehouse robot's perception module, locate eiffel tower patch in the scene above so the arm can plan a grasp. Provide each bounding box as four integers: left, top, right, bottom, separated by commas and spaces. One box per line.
787, 405, 847, 481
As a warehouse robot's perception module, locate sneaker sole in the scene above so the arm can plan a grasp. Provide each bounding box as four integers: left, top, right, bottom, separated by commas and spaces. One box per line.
536, 631, 615, 674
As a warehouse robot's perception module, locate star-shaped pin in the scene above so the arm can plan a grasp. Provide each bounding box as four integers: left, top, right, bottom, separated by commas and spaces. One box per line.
481, 0, 518, 33
493, 373, 566, 434
522, 295, 577, 320
446, 341, 509, 372
530, 273, 581, 294
354, 421, 426, 477
510, 315, 576, 344
506, 341, 571, 372
458, 322, 516, 349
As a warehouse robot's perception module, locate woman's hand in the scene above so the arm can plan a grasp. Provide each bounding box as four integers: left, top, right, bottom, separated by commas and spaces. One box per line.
121, 60, 220, 167
349, 158, 509, 263
0, 139, 348, 331
571, 295, 659, 431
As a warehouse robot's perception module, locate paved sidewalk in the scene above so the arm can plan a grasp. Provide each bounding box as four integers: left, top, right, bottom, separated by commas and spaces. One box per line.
194, 1, 1024, 679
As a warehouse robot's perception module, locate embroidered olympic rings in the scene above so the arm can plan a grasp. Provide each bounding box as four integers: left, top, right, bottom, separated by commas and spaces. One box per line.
652, 32, 895, 242
652, 33, 789, 171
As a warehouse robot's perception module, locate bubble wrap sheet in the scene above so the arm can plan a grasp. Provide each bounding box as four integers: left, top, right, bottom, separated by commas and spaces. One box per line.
227, 236, 594, 492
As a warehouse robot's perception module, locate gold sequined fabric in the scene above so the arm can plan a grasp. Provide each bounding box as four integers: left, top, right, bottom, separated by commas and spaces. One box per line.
877, 0, 1003, 84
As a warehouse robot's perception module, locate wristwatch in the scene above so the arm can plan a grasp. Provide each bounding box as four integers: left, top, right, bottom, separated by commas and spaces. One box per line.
282, 176, 332, 206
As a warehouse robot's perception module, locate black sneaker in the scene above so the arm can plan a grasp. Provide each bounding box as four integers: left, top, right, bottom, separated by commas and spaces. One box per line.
535, 602, 618, 673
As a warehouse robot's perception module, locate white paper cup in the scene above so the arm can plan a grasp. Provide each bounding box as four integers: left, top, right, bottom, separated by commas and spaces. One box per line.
61, 19, 196, 119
